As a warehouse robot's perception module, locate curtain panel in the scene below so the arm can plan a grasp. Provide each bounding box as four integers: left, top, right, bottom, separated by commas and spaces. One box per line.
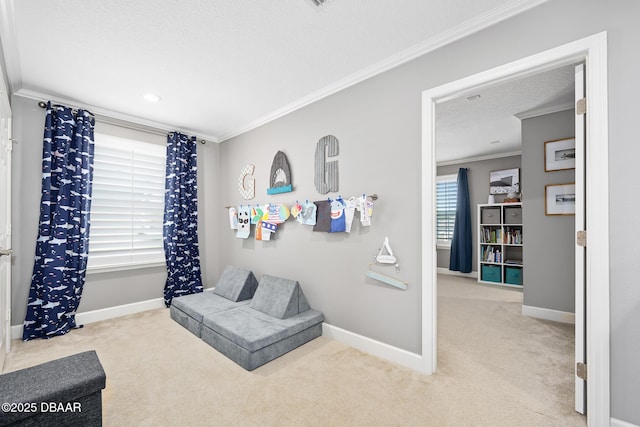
23, 102, 95, 340
449, 168, 473, 273
163, 132, 203, 306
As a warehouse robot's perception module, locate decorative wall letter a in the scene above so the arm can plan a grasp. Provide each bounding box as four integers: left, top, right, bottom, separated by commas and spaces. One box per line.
238, 164, 256, 200
314, 135, 339, 194
267, 151, 293, 195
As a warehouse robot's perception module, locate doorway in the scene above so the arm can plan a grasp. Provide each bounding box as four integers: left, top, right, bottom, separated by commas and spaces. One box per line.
420, 32, 610, 424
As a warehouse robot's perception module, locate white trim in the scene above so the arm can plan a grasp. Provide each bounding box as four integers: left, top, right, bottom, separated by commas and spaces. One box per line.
437, 268, 478, 279
12, 90, 219, 143
513, 101, 574, 120
12, 297, 166, 340
437, 150, 522, 167
611, 418, 640, 427
422, 32, 610, 424
322, 323, 422, 371
0, 0, 21, 94
522, 305, 575, 324
218, 0, 550, 142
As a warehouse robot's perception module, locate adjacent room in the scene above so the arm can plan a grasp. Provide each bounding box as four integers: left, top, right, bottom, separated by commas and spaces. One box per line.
0, 1, 638, 426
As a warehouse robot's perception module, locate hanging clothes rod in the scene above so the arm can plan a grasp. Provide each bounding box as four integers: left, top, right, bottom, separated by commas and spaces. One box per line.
223, 194, 379, 209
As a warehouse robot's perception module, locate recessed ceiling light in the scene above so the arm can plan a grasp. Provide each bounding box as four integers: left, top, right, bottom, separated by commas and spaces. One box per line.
143, 93, 162, 103
466, 94, 481, 102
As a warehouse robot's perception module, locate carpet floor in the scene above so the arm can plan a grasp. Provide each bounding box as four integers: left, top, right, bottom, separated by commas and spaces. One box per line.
3, 275, 586, 426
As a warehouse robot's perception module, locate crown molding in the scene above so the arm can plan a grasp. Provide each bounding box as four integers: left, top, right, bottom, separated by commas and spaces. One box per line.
14, 88, 219, 143
218, 0, 551, 142
514, 101, 574, 120
437, 150, 522, 166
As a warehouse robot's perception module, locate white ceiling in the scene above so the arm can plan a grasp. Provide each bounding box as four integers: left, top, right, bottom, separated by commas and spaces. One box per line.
0, 0, 563, 158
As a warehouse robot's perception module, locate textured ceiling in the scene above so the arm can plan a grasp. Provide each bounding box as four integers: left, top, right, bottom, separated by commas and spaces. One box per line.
0, 0, 558, 158
436, 64, 576, 162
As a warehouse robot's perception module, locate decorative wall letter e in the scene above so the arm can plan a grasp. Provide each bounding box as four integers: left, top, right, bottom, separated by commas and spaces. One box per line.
238, 164, 255, 200
314, 135, 339, 194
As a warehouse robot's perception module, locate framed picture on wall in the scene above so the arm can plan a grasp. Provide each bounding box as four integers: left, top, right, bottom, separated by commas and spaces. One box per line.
489, 168, 520, 195
545, 137, 575, 171
545, 183, 575, 215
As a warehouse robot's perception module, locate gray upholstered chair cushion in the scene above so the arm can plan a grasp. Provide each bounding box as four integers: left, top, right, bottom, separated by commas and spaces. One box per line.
202, 305, 324, 352
249, 274, 311, 319
212, 265, 258, 302
172, 292, 250, 323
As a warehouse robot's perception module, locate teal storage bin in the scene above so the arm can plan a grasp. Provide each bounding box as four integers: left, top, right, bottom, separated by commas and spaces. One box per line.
481, 265, 501, 283
505, 267, 523, 285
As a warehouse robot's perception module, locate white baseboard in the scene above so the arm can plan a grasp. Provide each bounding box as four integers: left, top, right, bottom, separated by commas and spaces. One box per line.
611, 418, 639, 427
11, 297, 166, 340
437, 267, 478, 279
11, 288, 218, 340
522, 305, 575, 324
322, 323, 423, 372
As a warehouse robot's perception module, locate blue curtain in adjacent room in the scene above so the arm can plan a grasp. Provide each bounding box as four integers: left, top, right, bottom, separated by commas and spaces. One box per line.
449, 168, 472, 273
23, 102, 95, 340
163, 132, 203, 306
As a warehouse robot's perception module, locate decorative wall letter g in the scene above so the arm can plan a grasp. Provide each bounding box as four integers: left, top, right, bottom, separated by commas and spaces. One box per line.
314, 135, 339, 194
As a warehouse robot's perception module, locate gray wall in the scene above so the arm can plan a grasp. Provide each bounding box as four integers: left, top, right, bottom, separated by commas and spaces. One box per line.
437, 155, 521, 272
522, 110, 575, 313
6, 0, 640, 422
10, 94, 221, 325
219, 1, 640, 422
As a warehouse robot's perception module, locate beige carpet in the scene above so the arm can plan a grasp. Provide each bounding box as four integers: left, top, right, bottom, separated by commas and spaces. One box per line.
4, 275, 586, 426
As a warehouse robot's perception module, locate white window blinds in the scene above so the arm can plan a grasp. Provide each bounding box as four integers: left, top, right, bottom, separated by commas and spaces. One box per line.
436, 174, 458, 246
87, 133, 166, 271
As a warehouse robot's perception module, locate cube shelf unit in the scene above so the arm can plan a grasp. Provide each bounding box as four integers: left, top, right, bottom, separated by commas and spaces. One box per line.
478, 203, 523, 288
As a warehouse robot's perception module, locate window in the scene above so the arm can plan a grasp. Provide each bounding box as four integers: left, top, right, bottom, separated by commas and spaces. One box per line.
436, 174, 458, 248
87, 133, 166, 271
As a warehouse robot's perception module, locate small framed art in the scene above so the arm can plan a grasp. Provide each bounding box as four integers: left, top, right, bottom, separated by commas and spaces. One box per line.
545, 183, 575, 215
545, 137, 575, 172
489, 168, 520, 195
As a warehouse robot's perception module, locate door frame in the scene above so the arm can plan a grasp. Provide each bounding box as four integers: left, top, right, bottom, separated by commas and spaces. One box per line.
0, 60, 12, 369
421, 32, 609, 424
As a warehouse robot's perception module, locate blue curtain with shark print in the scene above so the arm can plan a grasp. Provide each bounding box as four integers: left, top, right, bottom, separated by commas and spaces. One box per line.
163, 132, 203, 306
23, 102, 95, 340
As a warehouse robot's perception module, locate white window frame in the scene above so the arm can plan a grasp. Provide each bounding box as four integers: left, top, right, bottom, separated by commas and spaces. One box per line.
87, 132, 166, 273
436, 173, 457, 249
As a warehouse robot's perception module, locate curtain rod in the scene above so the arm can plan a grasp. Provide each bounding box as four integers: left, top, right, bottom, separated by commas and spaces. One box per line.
38, 100, 94, 117
37, 100, 206, 144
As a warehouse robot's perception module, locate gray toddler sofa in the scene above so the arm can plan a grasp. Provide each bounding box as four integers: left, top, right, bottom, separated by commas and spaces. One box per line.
170, 266, 324, 371
0, 350, 106, 426
170, 265, 258, 337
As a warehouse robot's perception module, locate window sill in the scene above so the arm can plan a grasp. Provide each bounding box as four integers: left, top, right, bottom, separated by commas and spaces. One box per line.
86, 261, 166, 275
436, 243, 452, 250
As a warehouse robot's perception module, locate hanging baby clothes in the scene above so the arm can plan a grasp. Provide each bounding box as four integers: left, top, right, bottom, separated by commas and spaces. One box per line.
313, 200, 331, 232
236, 206, 251, 239
290, 202, 302, 219
329, 197, 346, 233
357, 195, 374, 226
344, 197, 357, 233
228, 207, 238, 229
251, 205, 264, 225
262, 203, 290, 224
298, 201, 317, 226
